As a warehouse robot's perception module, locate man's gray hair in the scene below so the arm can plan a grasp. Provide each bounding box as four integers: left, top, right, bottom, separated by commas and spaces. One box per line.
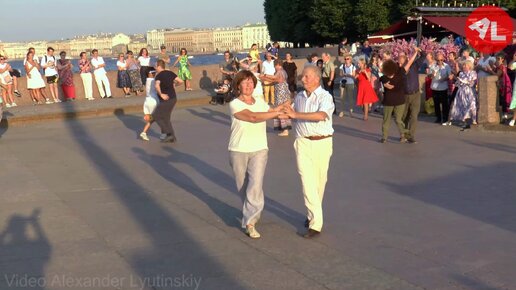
303, 65, 322, 80
321, 52, 331, 58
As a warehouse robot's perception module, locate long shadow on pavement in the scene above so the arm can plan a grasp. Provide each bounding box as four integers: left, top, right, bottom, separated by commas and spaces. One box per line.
0, 209, 51, 290
63, 105, 246, 289
383, 161, 516, 234
115, 109, 306, 230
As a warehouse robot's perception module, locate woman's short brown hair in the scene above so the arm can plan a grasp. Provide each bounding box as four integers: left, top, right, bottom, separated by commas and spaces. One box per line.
382, 59, 398, 77
232, 70, 257, 96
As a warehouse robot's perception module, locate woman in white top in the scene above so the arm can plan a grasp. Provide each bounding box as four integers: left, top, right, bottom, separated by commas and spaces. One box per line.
228, 70, 287, 239
0, 55, 16, 108
24, 51, 47, 104
116, 53, 131, 96
137, 48, 151, 86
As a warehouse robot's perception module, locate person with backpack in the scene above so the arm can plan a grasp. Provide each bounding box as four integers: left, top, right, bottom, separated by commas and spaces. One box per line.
40, 47, 61, 103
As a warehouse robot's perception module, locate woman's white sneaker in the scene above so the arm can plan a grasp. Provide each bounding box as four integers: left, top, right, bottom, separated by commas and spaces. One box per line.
509, 120, 515, 127
245, 225, 261, 239
140, 132, 149, 141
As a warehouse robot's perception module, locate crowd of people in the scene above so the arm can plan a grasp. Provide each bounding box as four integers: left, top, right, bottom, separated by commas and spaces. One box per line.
0, 45, 193, 107
224, 37, 515, 239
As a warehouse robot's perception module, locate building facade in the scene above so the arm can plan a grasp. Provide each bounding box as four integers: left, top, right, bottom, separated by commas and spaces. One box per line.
164, 29, 195, 54
213, 27, 243, 53
192, 29, 214, 53
242, 23, 271, 49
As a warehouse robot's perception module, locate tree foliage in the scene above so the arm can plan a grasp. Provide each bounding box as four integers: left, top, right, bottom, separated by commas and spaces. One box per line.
351, 0, 391, 39
264, 0, 516, 46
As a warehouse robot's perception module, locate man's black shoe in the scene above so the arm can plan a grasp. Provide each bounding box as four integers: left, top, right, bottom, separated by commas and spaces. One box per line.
303, 229, 320, 238
161, 135, 176, 143
304, 219, 310, 228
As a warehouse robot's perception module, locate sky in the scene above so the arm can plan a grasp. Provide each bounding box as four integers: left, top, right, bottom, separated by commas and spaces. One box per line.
0, 0, 266, 42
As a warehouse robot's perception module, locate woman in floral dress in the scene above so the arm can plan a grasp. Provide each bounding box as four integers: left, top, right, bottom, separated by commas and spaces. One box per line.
447, 60, 477, 130
57, 51, 76, 101
260, 59, 291, 136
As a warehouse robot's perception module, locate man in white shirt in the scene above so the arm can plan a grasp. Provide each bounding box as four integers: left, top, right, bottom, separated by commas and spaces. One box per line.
90, 49, 112, 98
282, 66, 335, 238
261, 52, 276, 105
41, 47, 60, 102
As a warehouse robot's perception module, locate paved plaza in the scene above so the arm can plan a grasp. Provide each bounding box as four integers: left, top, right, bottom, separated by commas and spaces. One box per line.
0, 104, 515, 290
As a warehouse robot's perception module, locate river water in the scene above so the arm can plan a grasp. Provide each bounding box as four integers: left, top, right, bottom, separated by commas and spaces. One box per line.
8, 53, 249, 76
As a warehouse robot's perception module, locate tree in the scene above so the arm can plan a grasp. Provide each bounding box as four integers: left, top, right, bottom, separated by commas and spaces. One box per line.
351, 0, 392, 39
309, 0, 353, 43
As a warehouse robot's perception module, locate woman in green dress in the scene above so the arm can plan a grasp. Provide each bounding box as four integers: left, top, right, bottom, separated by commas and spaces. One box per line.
173, 48, 193, 91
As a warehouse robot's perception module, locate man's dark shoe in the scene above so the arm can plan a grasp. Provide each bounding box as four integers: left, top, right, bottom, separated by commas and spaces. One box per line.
407, 138, 418, 144
303, 229, 321, 238
304, 219, 310, 228
379, 138, 386, 143
161, 135, 176, 143
434, 119, 442, 124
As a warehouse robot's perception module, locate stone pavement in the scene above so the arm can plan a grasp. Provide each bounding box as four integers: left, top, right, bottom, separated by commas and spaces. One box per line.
0, 104, 515, 290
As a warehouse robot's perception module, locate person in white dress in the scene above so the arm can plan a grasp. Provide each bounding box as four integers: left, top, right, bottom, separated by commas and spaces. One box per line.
24, 51, 48, 104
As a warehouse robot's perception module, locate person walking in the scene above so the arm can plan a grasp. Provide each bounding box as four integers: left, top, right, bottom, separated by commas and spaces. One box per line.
172, 48, 193, 91
281, 66, 335, 238
153, 59, 183, 143
78, 52, 94, 100
91, 49, 112, 98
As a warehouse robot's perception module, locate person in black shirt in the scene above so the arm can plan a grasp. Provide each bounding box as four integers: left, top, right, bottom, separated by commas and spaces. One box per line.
153, 59, 183, 143
379, 48, 419, 143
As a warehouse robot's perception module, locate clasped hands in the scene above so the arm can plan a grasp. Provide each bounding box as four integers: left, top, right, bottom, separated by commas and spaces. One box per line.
272, 101, 295, 119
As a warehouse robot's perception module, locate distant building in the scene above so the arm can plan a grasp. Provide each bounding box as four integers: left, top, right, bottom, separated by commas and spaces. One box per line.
147, 29, 173, 51
213, 27, 243, 53
242, 23, 270, 49
164, 29, 195, 54
69, 33, 130, 57
192, 29, 214, 53
1, 41, 48, 59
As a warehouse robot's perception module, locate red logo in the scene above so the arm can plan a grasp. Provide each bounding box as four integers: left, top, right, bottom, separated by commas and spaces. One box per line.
465, 6, 513, 54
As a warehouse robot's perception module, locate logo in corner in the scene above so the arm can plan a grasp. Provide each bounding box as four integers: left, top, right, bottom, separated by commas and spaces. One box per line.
465, 6, 513, 54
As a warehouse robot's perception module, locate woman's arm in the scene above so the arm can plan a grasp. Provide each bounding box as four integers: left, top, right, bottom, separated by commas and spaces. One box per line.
233, 109, 281, 123
24, 62, 31, 77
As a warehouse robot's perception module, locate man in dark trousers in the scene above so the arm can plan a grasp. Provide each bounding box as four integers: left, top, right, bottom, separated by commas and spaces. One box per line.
153, 59, 183, 143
